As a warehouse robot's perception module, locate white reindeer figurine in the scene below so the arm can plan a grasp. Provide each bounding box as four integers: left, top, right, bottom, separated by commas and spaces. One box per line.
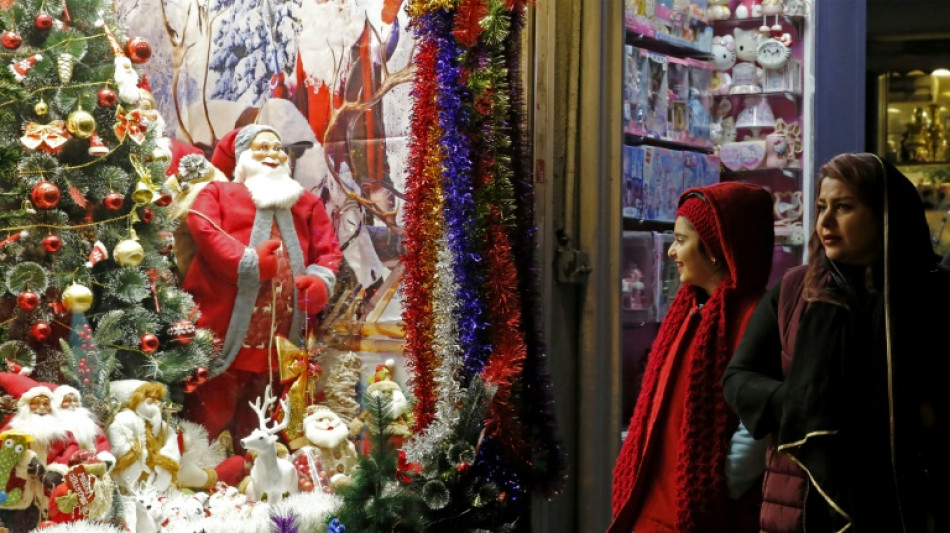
240, 385, 299, 503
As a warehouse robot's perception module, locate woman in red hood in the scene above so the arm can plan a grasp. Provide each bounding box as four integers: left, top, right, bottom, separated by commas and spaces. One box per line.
610, 182, 774, 533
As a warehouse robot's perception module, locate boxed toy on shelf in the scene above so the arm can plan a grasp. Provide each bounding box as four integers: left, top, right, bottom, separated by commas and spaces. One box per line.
622, 231, 660, 322
623, 145, 646, 218
654, 232, 681, 321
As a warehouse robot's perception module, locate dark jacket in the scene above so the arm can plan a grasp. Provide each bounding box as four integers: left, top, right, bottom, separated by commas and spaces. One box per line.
724, 159, 948, 532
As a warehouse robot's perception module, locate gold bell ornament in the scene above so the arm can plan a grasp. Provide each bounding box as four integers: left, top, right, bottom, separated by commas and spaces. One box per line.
62, 283, 94, 313
66, 107, 96, 139
114, 238, 145, 267
131, 178, 158, 205
34, 99, 48, 116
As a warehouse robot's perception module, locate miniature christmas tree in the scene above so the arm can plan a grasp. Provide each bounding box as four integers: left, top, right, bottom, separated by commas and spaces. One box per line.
0, 0, 211, 402
336, 391, 427, 532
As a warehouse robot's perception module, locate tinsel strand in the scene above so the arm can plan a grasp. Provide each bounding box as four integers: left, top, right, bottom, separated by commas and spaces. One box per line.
467, 0, 529, 458
504, 1, 568, 496
404, 235, 465, 467
432, 9, 491, 381
401, 18, 443, 431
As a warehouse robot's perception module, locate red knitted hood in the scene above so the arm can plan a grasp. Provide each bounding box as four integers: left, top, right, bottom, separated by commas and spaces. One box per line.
679, 182, 775, 297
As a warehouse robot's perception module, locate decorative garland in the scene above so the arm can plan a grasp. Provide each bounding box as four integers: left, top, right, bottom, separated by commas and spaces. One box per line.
401, 0, 566, 512
504, 0, 568, 496
431, 8, 491, 381
402, 19, 443, 432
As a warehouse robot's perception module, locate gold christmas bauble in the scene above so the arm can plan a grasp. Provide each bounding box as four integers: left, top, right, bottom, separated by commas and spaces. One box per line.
114, 239, 145, 267
35, 100, 48, 115
62, 283, 94, 313
66, 108, 96, 139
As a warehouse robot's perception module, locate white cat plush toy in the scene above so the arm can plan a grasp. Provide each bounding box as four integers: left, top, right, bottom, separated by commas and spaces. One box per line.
707, 0, 730, 21
730, 28, 764, 94
711, 35, 736, 95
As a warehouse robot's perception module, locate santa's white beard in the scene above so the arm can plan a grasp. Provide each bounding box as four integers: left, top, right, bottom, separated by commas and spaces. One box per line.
115, 57, 141, 105
235, 151, 303, 210
388, 391, 409, 419
136, 402, 163, 434
54, 407, 102, 449
9, 405, 68, 448
305, 418, 349, 449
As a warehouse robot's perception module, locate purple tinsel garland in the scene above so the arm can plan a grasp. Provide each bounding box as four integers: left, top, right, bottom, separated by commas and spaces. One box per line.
431, 9, 491, 380
505, 6, 568, 496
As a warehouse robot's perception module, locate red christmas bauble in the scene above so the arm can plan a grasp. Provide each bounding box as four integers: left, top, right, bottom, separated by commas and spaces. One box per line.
1, 31, 22, 50
140, 333, 160, 353
31, 182, 61, 209
183, 376, 198, 393
35, 13, 54, 30
168, 319, 196, 345
30, 322, 52, 342
154, 192, 173, 207
103, 192, 124, 211
97, 87, 118, 107
17, 290, 40, 311
41, 234, 62, 253
195, 366, 209, 384
125, 37, 152, 64
140, 208, 154, 223
299, 479, 314, 492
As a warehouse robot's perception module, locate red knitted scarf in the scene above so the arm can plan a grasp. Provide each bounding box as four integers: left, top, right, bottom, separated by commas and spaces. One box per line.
612, 281, 739, 531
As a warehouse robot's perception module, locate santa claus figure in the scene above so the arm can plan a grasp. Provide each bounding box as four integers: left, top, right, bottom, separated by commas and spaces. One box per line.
294, 405, 358, 491
181, 124, 342, 449
106, 380, 244, 495
348, 360, 412, 454
0, 374, 71, 531
107, 380, 179, 492
51, 386, 115, 469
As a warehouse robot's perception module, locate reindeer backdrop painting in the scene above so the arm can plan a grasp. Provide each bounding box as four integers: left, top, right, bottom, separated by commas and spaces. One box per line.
114, 0, 413, 373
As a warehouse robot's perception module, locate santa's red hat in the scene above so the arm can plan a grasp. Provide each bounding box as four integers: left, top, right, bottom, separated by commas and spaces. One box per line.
9, 53, 43, 82
210, 127, 242, 179
0, 372, 57, 405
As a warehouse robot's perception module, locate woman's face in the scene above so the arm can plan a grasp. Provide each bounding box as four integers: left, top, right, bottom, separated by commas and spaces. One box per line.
816, 177, 881, 265
669, 215, 721, 292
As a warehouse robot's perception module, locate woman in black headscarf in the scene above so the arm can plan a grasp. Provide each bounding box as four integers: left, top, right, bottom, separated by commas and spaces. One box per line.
723, 153, 947, 532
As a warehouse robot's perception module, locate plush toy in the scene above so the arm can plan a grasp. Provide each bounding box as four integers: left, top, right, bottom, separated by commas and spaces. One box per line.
735, 0, 762, 18
730, 28, 764, 94
760, 0, 784, 31
706, 0, 730, 21
294, 405, 358, 491
711, 35, 736, 95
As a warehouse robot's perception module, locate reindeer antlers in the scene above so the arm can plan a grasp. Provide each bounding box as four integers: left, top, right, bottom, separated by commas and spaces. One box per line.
248, 384, 290, 435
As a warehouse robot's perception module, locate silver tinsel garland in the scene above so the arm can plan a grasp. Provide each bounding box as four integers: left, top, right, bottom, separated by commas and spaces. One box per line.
405, 234, 465, 466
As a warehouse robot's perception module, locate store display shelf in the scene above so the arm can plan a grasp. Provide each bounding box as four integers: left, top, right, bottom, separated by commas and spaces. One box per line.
624, 133, 715, 154
622, 217, 674, 232
714, 90, 802, 102
721, 167, 802, 180
624, 30, 712, 61
712, 14, 805, 36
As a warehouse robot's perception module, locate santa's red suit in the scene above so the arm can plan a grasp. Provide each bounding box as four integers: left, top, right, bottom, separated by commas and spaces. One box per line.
182, 125, 342, 444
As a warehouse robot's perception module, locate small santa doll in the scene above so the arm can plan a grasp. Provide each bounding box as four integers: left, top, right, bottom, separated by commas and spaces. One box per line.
51, 386, 115, 469
348, 360, 412, 454
181, 125, 343, 449
294, 405, 358, 491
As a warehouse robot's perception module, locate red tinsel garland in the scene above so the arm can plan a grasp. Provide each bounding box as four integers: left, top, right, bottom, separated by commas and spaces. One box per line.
401, 36, 442, 432
480, 206, 529, 456
453, 0, 488, 48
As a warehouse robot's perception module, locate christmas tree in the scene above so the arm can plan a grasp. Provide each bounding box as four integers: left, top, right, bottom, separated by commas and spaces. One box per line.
0, 0, 211, 404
